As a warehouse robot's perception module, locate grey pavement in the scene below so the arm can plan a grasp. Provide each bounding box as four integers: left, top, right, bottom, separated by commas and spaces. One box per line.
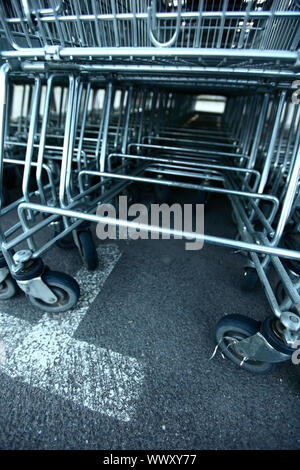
0, 192, 299, 450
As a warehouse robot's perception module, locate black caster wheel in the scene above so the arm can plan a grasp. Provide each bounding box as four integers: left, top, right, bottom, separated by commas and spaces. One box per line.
241, 268, 259, 292
78, 230, 98, 271
215, 314, 276, 374
27, 271, 80, 313
261, 316, 296, 356
12, 257, 44, 281
0, 276, 17, 300
56, 232, 76, 250
52, 221, 76, 250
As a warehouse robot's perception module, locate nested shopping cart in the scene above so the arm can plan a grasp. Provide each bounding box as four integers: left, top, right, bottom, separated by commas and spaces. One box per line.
0, 0, 299, 373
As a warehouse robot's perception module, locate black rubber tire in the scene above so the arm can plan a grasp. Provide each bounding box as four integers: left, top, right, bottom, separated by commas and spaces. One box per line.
55, 232, 76, 250
215, 314, 276, 374
0, 277, 17, 300
78, 230, 98, 271
27, 271, 80, 313
261, 316, 296, 356
53, 220, 76, 250
12, 257, 44, 281
53, 220, 91, 251
55, 221, 93, 250
241, 268, 259, 292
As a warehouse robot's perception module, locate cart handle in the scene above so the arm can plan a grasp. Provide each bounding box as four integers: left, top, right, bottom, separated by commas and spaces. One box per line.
21, 0, 63, 32
147, 0, 182, 48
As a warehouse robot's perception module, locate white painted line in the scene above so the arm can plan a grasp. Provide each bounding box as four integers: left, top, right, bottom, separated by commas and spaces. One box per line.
0, 244, 144, 422
0, 340, 5, 365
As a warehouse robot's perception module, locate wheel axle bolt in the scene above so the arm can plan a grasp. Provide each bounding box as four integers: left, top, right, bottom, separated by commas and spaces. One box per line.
281, 312, 300, 332
13, 250, 32, 264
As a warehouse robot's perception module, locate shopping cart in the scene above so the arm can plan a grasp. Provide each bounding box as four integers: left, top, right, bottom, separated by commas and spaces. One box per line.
0, 0, 299, 374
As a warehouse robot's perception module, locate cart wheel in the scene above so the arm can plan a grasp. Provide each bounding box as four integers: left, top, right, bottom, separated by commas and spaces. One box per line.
215, 314, 276, 374
261, 316, 296, 356
27, 271, 80, 313
56, 232, 76, 250
12, 257, 44, 281
78, 230, 98, 271
52, 220, 76, 250
0, 277, 17, 300
241, 268, 259, 292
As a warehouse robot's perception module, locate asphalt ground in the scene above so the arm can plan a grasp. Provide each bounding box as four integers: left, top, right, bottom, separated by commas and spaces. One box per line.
0, 188, 299, 450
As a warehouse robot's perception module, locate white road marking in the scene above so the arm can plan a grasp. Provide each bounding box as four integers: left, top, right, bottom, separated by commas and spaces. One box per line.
0, 340, 5, 365
0, 244, 144, 422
